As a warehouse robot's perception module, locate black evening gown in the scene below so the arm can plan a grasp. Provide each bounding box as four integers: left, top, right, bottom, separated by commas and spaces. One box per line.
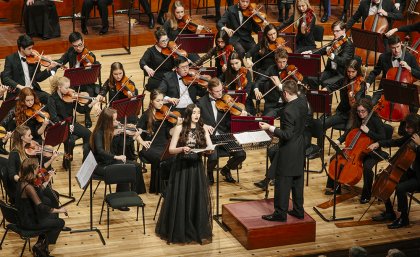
155, 129, 212, 244
24, 1, 61, 39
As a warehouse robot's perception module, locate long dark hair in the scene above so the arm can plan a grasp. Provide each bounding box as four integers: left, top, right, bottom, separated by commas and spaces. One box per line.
15, 87, 41, 125
261, 24, 277, 53
18, 157, 39, 184
90, 108, 116, 152
178, 104, 206, 148
108, 62, 126, 87
349, 98, 374, 129
225, 51, 243, 84
145, 90, 164, 135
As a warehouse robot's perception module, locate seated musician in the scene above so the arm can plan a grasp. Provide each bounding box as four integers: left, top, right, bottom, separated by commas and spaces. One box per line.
54, 32, 99, 128
81, 0, 112, 35
368, 114, 420, 229
327, 98, 386, 204
197, 78, 247, 184
194, 30, 233, 77
157, 56, 205, 115
136, 90, 180, 194
139, 28, 174, 92
385, 22, 420, 37
220, 51, 256, 115
345, 0, 403, 31
303, 21, 355, 91
23, 0, 60, 39
276, 0, 317, 53
2, 34, 56, 104
217, 0, 267, 58
47, 77, 91, 169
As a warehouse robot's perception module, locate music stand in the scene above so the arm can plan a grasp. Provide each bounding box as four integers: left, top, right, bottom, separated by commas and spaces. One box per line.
225, 89, 247, 105
351, 28, 386, 66
0, 97, 16, 121
175, 34, 215, 54
64, 64, 102, 87
199, 67, 217, 77
288, 53, 322, 79
380, 78, 420, 107
313, 135, 353, 222
45, 118, 75, 207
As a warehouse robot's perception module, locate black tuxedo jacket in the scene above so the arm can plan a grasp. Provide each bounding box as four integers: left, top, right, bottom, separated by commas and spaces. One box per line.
197, 94, 231, 134
54, 47, 97, 68
157, 71, 201, 104
319, 39, 355, 76
1, 52, 51, 92
217, 4, 260, 44
346, 0, 403, 30
366, 51, 420, 84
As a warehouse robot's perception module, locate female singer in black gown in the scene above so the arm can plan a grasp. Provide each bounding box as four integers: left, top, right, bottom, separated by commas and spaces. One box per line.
23, 0, 61, 39
155, 104, 213, 244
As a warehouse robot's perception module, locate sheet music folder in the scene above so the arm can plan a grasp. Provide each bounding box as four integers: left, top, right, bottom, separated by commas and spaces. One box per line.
63, 64, 101, 87
380, 78, 420, 107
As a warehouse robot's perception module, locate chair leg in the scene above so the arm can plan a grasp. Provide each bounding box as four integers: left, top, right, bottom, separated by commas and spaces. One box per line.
236, 168, 239, 183
328, 128, 333, 155
153, 195, 162, 220
0, 217, 4, 229
136, 207, 139, 221
107, 206, 110, 238
306, 157, 309, 186
112, 3, 115, 28
99, 186, 107, 224
408, 192, 414, 214
0, 227, 9, 249
20, 238, 28, 257
93, 181, 102, 195
142, 206, 145, 234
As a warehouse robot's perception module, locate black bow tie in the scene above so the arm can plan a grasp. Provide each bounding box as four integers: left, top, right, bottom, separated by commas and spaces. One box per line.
21, 57, 26, 62
209, 97, 216, 102
393, 57, 401, 62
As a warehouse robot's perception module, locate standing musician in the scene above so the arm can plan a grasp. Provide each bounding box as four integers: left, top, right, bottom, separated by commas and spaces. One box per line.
259, 80, 308, 222
277, 0, 317, 53
327, 98, 386, 203
198, 78, 247, 184
346, 0, 404, 31
136, 90, 180, 193
47, 77, 91, 169
193, 30, 234, 77
54, 32, 99, 128
90, 108, 146, 199
368, 114, 420, 229
2, 34, 56, 104
158, 56, 205, 115
140, 28, 174, 92
81, 0, 112, 35
23, 0, 61, 39
217, 0, 268, 58
304, 21, 355, 91
385, 22, 420, 37
221, 51, 256, 115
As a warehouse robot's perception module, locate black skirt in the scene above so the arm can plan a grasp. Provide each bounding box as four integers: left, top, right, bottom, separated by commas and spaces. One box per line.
24, 2, 61, 39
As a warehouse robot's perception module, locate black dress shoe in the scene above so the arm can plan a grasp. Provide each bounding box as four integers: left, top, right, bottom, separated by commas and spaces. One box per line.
387, 217, 409, 229
262, 213, 286, 222
81, 24, 88, 35
62, 158, 70, 170
340, 12, 347, 22
148, 14, 155, 29
254, 179, 268, 189
277, 16, 284, 22
208, 172, 214, 185
99, 26, 108, 35
62, 226, 72, 232
118, 207, 130, 211
85, 115, 92, 128
372, 211, 396, 222
359, 198, 371, 204
220, 168, 236, 183
287, 210, 304, 219
157, 13, 165, 25
321, 13, 329, 23
0, 144, 9, 155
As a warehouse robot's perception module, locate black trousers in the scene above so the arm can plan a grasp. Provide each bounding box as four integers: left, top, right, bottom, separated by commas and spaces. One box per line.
82, 0, 113, 28
232, 40, 256, 59
158, 0, 171, 14
65, 122, 91, 161
274, 175, 304, 218
215, 0, 234, 14
23, 216, 64, 244
207, 147, 246, 173
35, 89, 50, 105
138, 0, 152, 14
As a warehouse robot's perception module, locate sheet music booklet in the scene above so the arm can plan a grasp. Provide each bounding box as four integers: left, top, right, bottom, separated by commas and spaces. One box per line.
190, 143, 226, 153
233, 130, 271, 145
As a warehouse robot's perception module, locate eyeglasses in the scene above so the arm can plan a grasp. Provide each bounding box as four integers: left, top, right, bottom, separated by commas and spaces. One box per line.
178, 65, 189, 70
159, 38, 169, 43
72, 42, 84, 48
357, 109, 367, 114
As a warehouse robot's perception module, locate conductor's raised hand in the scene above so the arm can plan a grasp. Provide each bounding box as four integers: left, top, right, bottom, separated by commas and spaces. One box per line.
259, 122, 270, 130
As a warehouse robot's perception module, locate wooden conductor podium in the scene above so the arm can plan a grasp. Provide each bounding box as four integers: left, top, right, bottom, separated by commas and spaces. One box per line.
222, 198, 316, 250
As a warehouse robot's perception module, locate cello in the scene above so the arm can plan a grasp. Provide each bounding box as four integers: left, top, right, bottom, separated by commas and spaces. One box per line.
376, 42, 411, 122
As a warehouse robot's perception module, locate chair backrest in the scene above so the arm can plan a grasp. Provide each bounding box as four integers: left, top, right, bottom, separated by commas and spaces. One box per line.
104, 164, 136, 186
0, 200, 19, 224
0, 166, 11, 199
313, 25, 324, 43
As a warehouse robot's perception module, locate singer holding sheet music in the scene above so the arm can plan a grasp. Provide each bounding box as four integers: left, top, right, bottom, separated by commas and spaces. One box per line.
259, 80, 308, 222
23, 0, 61, 39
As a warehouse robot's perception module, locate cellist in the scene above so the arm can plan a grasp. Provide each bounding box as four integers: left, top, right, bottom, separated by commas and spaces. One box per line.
368, 114, 420, 229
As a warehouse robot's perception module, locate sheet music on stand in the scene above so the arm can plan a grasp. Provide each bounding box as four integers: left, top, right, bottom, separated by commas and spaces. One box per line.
64, 64, 101, 87
233, 130, 271, 145
75, 151, 98, 190
44, 117, 71, 147
288, 53, 321, 78
380, 78, 420, 107
111, 95, 144, 120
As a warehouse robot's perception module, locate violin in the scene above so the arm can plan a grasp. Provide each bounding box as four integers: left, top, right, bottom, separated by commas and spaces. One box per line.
182, 70, 212, 89
34, 167, 52, 187
215, 94, 247, 116
161, 41, 188, 58
347, 76, 364, 106
279, 65, 303, 82
218, 44, 234, 68
177, 14, 212, 33
300, 9, 315, 34
327, 36, 348, 56
26, 49, 66, 69
115, 76, 136, 97
24, 103, 54, 125
268, 37, 293, 53
61, 89, 102, 105
77, 47, 95, 66
241, 3, 270, 28
235, 67, 249, 91
154, 105, 181, 124
24, 140, 63, 157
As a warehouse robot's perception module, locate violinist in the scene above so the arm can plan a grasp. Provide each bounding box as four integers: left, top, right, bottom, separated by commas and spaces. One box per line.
346, 0, 403, 31
193, 30, 234, 77
90, 108, 146, 198
81, 0, 112, 35
304, 21, 355, 91
136, 90, 180, 193
276, 0, 317, 53
139, 28, 174, 92
368, 114, 420, 229
198, 78, 247, 184
54, 32, 99, 128
327, 98, 386, 203
2, 34, 56, 104
15, 158, 67, 256
23, 0, 60, 39
217, 0, 266, 57
47, 76, 91, 169
221, 51, 256, 115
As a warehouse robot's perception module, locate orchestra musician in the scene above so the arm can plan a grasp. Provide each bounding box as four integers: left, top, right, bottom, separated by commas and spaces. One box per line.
259, 80, 308, 222
215, 0, 234, 21
140, 28, 174, 92
155, 103, 213, 244
15, 158, 67, 256
327, 98, 386, 203
368, 114, 420, 229
54, 32, 99, 128
304, 21, 355, 91
47, 76, 92, 169
277, 0, 317, 53
385, 22, 420, 37
217, 0, 267, 58
2, 34, 57, 104
197, 78, 247, 184
345, 0, 404, 31
81, 0, 112, 35
23, 0, 61, 39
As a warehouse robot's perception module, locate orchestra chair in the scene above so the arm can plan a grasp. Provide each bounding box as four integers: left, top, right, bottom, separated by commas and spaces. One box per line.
313, 25, 325, 67
76, 166, 110, 206
304, 118, 325, 186
0, 166, 7, 202
327, 123, 346, 155
93, 1, 115, 28
374, 123, 393, 176
98, 164, 146, 238
153, 159, 172, 220
0, 200, 48, 257
392, 191, 420, 216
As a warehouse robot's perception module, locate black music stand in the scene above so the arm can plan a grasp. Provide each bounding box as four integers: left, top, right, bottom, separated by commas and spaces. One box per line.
198, 67, 217, 77
212, 143, 229, 231
45, 118, 75, 207
175, 34, 215, 54
225, 89, 247, 105
313, 135, 353, 222
103, 0, 135, 56
0, 97, 16, 121
64, 64, 102, 87
288, 53, 322, 79
380, 78, 420, 107
351, 28, 386, 67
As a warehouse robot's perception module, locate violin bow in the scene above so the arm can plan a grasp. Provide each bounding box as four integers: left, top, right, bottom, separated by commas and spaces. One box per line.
251, 68, 298, 98
70, 86, 81, 134
146, 104, 176, 151
193, 50, 227, 68
154, 43, 182, 74
174, 19, 191, 42
107, 75, 134, 107
279, 13, 306, 33
212, 95, 241, 134
311, 35, 344, 54
29, 50, 44, 89
232, 5, 263, 35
